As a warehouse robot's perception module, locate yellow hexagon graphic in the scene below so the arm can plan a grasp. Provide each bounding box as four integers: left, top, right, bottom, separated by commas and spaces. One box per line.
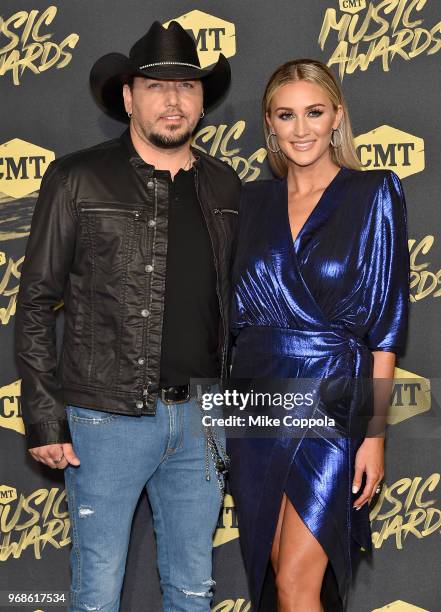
213, 494, 239, 547
388, 367, 431, 425
0, 484, 17, 504
355, 125, 425, 179
164, 11, 236, 68
339, 0, 367, 13
0, 379, 24, 435
372, 600, 429, 611
0, 139, 55, 198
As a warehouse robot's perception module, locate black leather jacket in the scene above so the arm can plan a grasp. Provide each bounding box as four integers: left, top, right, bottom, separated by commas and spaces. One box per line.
15, 130, 241, 448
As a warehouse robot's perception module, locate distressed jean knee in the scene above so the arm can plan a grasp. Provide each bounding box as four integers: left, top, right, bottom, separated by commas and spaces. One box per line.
180, 578, 216, 598
78, 505, 95, 518
69, 591, 119, 612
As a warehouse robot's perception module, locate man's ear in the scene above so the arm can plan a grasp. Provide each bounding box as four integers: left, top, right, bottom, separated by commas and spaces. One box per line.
122, 83, 132, 115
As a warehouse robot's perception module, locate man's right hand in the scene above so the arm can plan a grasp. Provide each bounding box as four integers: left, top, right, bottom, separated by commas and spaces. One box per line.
29, 443, 80, 470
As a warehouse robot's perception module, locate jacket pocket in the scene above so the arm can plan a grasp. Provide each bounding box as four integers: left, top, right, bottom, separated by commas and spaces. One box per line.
79, 202, 145, 269
213, 208, 238, 241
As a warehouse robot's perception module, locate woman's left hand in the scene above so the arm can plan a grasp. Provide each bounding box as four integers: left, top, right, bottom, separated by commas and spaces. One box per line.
352, 437, 384, 510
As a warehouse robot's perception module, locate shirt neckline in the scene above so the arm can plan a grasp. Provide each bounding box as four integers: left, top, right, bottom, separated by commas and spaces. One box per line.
120, 128, 201, 173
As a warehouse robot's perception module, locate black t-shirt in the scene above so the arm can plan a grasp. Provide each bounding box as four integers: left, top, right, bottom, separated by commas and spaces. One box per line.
159, 166, 220, 386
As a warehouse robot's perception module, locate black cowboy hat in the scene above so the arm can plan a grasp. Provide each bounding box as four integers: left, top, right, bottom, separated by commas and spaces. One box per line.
90, 20, 231, 121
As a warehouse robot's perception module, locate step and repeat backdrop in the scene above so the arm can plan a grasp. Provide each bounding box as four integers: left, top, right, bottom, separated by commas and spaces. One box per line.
1, 1, 441, 611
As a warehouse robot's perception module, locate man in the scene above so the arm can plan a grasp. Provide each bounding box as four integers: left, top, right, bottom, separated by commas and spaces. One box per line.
15, 21, 240, 612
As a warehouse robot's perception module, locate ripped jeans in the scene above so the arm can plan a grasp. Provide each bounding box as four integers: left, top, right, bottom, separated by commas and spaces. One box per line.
64, 396, 224, 612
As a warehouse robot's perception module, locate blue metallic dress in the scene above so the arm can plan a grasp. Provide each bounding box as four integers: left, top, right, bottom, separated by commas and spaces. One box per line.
227, 167, 409, 611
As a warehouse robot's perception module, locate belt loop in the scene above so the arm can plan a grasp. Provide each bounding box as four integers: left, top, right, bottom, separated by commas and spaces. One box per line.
196, 384, 203, 402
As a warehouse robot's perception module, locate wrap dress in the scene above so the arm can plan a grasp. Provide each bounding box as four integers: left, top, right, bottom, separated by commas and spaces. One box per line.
227, 167, 409, 611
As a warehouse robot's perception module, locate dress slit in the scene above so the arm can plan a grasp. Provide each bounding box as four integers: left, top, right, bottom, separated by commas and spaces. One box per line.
284, 455, 348, 612
254, 459, 346, 612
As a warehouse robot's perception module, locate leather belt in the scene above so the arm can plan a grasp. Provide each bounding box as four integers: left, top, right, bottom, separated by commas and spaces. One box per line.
159, 383, 215, 405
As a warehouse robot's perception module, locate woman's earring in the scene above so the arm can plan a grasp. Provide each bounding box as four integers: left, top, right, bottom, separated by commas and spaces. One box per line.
127, 112, 132, 119
200, 109, 205, 118
266, 132, 281, 153
330, 127, 342, 148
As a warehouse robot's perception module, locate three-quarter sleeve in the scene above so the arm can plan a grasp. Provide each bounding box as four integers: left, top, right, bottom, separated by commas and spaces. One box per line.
364, 171, 410, 355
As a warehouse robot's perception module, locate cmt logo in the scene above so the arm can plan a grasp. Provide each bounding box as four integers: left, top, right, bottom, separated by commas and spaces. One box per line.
164, 11, 236, 68
355, 125, 425, 179
213, 494, 239, 547
0, 380, 24, 435
339, 0, 366, 13
372, 600, 428, 611
0, 485, 17, 504
0, 139, 55, 198
388, 368, 430, 425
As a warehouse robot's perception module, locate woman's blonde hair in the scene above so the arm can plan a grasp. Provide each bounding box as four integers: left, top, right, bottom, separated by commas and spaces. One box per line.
263, 59, 360, 177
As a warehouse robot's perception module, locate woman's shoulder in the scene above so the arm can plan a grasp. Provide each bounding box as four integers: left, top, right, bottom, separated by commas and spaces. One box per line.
343, 167, 402, 193
240, 177, 284, 205
342, 168, 406, 222
242, 177, 282, 191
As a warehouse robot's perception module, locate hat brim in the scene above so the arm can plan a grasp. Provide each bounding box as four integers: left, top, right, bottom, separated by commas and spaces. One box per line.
90, 52, 231, 121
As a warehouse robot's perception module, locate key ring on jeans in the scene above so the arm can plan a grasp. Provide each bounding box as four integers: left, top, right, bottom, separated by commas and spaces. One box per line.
195, 384, 230, 500
204, 425, 230, 500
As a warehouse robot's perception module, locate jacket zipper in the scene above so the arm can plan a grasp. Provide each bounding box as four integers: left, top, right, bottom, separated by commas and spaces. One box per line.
213, 208, 239, 216
80, 207, 141, 217
194, 169, 228, 381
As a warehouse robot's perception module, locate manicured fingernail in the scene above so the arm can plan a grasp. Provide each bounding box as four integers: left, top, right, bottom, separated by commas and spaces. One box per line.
355, 505, 362, 511
352, 485, 359, 494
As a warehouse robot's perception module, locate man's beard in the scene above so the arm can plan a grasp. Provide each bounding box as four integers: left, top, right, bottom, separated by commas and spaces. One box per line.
147, 124, 193, 149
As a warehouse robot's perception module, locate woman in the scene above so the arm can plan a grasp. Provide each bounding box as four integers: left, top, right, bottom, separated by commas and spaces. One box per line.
227, 59, 409, 612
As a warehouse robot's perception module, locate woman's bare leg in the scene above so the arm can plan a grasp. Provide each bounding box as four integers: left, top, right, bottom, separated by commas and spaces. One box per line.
271, 493, 287, 573
271, 493, 328, 612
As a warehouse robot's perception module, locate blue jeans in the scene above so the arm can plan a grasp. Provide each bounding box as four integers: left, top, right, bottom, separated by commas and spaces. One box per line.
64, 396, 225, 612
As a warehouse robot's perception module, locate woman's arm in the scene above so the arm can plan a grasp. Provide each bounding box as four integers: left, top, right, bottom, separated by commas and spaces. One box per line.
351, 350, 396, 510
